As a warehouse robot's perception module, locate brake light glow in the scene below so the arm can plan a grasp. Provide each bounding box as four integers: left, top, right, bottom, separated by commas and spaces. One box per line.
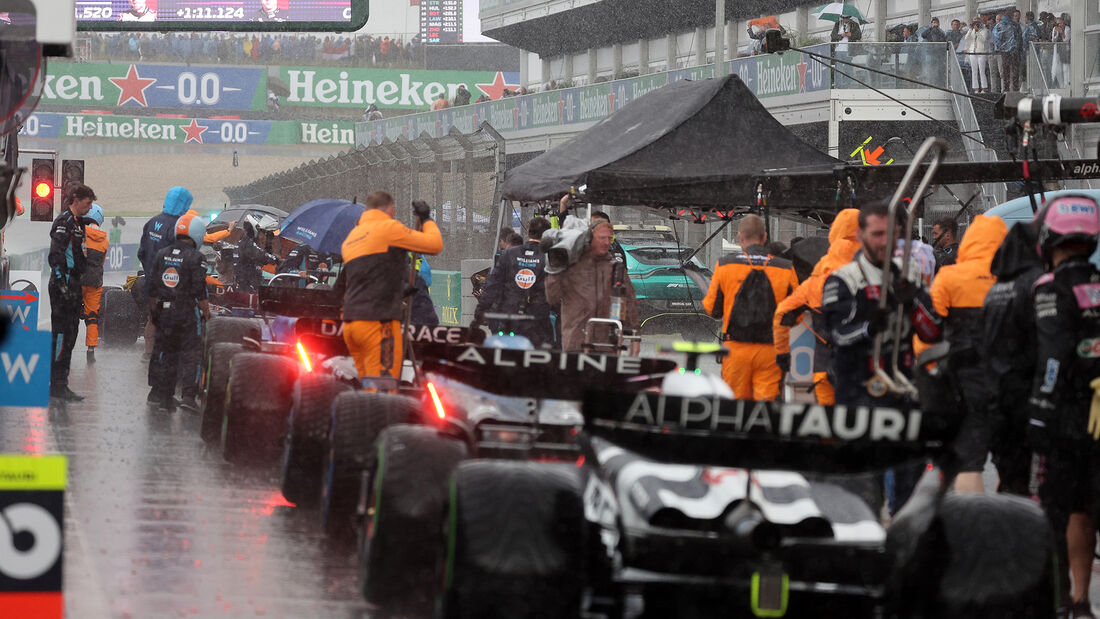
296, 341, 312, 372
426, 381, 445, 419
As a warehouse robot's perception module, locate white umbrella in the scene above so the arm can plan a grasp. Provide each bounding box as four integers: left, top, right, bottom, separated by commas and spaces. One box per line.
812, 3, 869, 24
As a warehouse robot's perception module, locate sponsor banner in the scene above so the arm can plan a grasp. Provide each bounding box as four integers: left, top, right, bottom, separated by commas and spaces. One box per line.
41, 62, 266, 111
18, 113, 356, 146
357, 47, 831, 145
278, 67, 520, 109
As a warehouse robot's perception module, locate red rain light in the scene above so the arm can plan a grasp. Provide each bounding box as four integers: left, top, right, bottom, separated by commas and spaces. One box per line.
426, 381, 445, 419
296, 341, 312, 372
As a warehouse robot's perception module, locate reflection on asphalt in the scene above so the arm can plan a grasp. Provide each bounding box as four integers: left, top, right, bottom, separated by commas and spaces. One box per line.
0, 345, 370, 618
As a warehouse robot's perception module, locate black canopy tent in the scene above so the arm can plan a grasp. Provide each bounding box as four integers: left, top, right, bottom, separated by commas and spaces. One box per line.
501, 75, 842, 209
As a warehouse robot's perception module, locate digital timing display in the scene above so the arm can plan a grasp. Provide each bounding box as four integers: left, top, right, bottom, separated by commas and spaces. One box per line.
74, 0, 353, 23
419, 0, 461, 44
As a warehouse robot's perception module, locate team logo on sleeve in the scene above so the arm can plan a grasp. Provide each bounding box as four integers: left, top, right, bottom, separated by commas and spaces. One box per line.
515, 269, 536, 289
161, 267, 180, 288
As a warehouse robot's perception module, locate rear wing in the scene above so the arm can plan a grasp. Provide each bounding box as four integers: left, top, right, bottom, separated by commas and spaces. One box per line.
421, 345, 677, 400
259, 286, 342, 318
582, 391, 961, 474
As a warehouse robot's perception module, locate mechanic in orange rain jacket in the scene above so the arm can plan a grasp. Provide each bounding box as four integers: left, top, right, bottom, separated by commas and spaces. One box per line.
334, 191, 442, 388
81, 203, 109, 364
772, 209, 861, 405
926, 214, 1008, 493
703, 214, 800, 401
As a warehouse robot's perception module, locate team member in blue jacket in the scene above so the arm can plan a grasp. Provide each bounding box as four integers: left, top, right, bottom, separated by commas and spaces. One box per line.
137, 186, 193, 355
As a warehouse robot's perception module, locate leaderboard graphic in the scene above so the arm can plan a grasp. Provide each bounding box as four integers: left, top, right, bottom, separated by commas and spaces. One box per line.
74, 0, 352, 22
419, 0, 462, 44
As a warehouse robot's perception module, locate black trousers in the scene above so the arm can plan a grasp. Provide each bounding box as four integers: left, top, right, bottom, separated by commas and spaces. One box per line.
147, 304, 200, 401
49, 281, 83, 391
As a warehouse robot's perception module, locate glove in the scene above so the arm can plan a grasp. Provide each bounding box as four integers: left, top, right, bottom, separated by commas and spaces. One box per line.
775, 353, 791, 374
1088, 378, 1100, 440
411, 200, 432, 223
867, 307, 893, 336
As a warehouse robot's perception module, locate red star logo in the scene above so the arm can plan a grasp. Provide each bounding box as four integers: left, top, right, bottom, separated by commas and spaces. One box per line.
797, 57, 809, 93
475, 72, 521, 101
182, 119, 208, 144
108, 65, 156, 107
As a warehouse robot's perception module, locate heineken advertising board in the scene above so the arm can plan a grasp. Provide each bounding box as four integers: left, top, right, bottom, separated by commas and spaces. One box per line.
40, 62, 520, 112
360, 46, 831, 145
277, 67, 520, 109
18, 112, 357, 146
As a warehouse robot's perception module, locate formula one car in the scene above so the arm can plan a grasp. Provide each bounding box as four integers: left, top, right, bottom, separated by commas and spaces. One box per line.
352, 336, 677, 616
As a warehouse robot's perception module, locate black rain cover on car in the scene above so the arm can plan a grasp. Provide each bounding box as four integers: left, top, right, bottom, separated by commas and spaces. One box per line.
501, 74, 842, 207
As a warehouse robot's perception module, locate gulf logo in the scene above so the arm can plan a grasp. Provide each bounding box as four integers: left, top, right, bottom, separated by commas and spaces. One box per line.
515, 268, 536, 289
162, 267, 180, 288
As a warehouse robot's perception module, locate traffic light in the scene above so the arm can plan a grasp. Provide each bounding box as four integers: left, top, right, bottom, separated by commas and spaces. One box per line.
60, 159, 85, 209
30, 158, 55, 222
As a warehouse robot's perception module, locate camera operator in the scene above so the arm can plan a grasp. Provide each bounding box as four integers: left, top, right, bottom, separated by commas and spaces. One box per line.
545, 220, 638, 352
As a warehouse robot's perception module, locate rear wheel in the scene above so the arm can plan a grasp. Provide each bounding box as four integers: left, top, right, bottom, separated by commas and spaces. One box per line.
200, 343, 243, 443
443, 461, 585, 619
203, 317, 261, 372
320, 391, 419, 539
101, 287, 143, 347
280, 374, 352, 507
222, 353, 298, 465
361, 424, 467, 614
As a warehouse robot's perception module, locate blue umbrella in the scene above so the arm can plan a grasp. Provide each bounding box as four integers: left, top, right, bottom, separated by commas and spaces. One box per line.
279, 199, 365, 254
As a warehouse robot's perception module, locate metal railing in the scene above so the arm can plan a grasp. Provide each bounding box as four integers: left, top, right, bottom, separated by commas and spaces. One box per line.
947, 45, 1004, 207
830, 42, 949, 90
224, 124, 506, 270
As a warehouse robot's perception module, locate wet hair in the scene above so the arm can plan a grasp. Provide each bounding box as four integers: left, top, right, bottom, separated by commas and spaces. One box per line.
528, 217, 551, 239
933, 216, 958, 238
505, 232, 523, 248
768, 241, 788, 256
738, 214, 766, 242
498, 226, 514, 241
590, 211, 610, 224
858, 200, 890, 229
365, 191, 394, 210
69, 184, 97, 204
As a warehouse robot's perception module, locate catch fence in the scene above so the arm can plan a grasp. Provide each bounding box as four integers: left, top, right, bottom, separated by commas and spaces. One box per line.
224, 124, 505, 271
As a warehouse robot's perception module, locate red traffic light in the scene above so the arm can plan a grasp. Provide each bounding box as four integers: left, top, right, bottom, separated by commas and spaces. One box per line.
34, 181, 53, 199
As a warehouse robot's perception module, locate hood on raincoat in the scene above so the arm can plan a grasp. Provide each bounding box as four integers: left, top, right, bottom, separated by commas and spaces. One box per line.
162, 186, 194, 216
811, 208, 861, 277
990, 216, 1042, 280
957, 214, 1008, 266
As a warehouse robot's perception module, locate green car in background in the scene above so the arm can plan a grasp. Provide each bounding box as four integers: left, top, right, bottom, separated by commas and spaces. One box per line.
614, 225, 720, 341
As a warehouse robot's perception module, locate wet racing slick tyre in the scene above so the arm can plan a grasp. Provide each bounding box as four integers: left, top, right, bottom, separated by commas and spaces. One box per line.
221, 353, 298, 465
361, 424, 467, 614
280, 374, 353, 507
443, 461, 585, 619
200, 343, 243, 443
203, 317, 261, 372
320, 392, 419, 539
889, 491, 1056, 618
101, 287, 143, 347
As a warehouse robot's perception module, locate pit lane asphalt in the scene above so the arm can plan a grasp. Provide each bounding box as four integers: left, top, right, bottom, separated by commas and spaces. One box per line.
0, 343, 370, 618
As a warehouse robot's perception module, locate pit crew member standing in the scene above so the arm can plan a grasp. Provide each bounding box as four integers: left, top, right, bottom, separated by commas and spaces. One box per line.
703, 214, 799, 401
982, 217, 1045, 497
927, 214, 1008, 494
1026, 195, 1100, 618
335, 192, 442, 387
822, 201, 942, 513
81, 203, 109, 365
48, 184, 96, 401
146, 212, 210, 411
545, 221, 639, 352
773, 208, 860, 405
474, 217, 553, 346
138, 186, 193, 355
235, 218, 280, 293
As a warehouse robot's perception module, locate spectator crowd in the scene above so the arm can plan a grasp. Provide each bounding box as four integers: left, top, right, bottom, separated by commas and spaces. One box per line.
81, 31, 425, 68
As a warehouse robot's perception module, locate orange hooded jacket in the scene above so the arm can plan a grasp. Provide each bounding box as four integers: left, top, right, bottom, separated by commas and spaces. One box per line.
924, 214, 1008, 355
773, 208, 861, 355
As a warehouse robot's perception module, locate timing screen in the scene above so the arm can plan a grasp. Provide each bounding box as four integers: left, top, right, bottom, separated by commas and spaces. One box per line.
75, 0, 352, 22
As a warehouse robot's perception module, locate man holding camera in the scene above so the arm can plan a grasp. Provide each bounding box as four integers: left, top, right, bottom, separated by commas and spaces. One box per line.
545, 220, 638, 352
335, 191, 442, 388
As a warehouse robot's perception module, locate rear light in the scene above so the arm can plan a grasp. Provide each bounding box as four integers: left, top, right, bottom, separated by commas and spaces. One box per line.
426, 381, 445, 419
296, 341, 313, 372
